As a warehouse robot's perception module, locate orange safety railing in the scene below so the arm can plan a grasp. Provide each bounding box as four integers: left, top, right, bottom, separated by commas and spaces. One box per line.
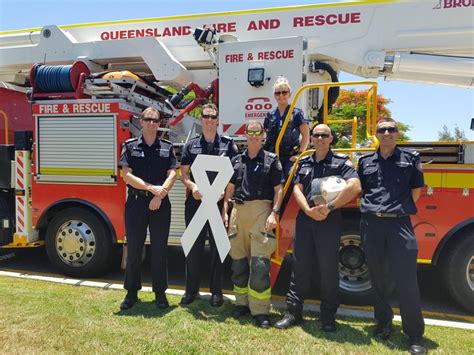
0, 110, 10, 144
271, 81, 378, 265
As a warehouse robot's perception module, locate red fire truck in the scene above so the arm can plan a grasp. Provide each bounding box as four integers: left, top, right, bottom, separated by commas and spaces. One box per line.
0, 0, 472, 312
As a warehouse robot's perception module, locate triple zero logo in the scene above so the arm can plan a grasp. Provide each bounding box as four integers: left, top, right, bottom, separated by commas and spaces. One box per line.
245, 97, 272, 119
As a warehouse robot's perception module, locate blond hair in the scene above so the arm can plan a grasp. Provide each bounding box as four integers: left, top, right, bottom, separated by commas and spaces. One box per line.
272, 76, 291, 93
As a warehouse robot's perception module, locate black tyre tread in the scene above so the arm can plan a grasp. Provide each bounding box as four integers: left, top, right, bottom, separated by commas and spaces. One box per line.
441, 232, 474, 313
45, 207, 113, 278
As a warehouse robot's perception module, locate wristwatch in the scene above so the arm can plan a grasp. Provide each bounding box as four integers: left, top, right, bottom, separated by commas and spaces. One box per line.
326, 203, 336, 212
272, 208, 280, 214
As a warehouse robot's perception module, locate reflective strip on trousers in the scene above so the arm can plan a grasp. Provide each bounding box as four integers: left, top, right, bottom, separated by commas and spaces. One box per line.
248, 287, 271, 301
234, 285, 248, 295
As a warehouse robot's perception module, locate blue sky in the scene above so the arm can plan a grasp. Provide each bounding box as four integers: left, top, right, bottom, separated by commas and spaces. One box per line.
1, 0, 473, 141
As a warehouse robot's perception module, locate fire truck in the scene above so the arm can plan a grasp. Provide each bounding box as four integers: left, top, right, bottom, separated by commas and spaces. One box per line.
0, 0, 473, 312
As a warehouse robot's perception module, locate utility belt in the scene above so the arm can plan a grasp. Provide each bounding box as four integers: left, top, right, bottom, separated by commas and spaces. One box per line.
128, 187, 153, 198
232, 197, 272, 205
370, 212, 409, 218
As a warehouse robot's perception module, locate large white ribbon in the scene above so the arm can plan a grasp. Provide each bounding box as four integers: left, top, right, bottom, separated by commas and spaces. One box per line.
181, 154, 234, 262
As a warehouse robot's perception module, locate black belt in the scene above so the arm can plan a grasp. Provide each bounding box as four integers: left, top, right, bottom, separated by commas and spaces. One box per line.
128, 188, 153, 197
370, 212, 409, 218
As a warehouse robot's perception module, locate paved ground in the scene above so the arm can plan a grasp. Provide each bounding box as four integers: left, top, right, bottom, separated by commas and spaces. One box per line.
0, 246, 472, 321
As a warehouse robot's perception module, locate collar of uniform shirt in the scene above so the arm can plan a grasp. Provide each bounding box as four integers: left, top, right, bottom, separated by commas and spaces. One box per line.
375, 146, 401, 160
243, 148, 265, 161
199, 133, 219, 146
310, 150, 333, 164
137, 135, 160, 147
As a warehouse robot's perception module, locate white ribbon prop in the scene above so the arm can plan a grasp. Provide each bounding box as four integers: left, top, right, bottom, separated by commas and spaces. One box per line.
181, 155, 234, 262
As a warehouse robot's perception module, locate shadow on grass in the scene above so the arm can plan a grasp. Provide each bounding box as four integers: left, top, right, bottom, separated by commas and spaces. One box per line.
362, 323, 439, 352
291, 311, 372, 345
114, 300, 179, 318
178, 295, 234, 323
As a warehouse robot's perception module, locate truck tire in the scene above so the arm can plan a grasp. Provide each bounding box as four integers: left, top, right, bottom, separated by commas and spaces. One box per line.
441, 232, 474, 313
338, 228, 374, 305
45, 207, 113, 278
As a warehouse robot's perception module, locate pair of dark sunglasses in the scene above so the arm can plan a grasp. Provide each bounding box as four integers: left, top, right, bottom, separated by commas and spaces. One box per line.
274, 91, 289, 96
143, 118, 161, 123
202, 114, 218, 120
376, 126, 398, 134
246, 130, 264, 136
312, 133, 330, 138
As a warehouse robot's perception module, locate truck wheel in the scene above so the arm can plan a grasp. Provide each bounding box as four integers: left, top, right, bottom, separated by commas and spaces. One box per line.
45, 207, 113, 278
339, 230, 374, 305
441, 232, 474, 313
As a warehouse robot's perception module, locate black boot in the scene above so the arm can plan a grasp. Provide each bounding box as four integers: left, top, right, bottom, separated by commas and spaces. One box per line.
120, 291, 138, 311
274, 311, 303, 329
409, 337, 427, 354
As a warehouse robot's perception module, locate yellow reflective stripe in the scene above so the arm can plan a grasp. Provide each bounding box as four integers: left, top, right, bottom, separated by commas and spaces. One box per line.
39, 168, 114, 176
233, 285, 248, 295
248, 287, 271, 301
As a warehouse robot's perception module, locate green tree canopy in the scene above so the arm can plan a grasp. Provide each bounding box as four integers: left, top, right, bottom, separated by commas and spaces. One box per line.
326, 89, 410, 148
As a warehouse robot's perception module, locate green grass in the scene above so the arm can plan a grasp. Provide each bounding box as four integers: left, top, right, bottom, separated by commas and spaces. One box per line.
0, 276, 472, 354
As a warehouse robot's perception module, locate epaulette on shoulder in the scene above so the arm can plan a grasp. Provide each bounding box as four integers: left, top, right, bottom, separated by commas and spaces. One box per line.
266, 151, 277, 159
221, 135, 233, 141
124, 137, 138, 145
160, 138, 173, 145
358, 152, 376, 161
334, 152, 348, 159
298, 155, 312, 165
401, 148, 420, 157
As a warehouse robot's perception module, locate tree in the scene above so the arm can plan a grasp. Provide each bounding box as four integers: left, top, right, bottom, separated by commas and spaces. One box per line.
327, 89, 410, 148
438, 125, 467, 141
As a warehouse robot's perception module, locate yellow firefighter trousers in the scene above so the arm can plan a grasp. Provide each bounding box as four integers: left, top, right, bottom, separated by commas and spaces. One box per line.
228, 200, 276, 315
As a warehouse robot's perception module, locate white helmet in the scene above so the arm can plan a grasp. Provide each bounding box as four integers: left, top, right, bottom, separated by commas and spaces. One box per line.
321, 176, 347, 202
310, 176, 347, 204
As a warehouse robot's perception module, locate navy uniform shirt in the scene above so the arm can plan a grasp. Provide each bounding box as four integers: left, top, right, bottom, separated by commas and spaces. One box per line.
230, 148, 285, 201
181, 133, 239, 187
119, 136, 178, 186
358, 148, 424, 215
294, 151, 358, 206
263, 106, 308, 156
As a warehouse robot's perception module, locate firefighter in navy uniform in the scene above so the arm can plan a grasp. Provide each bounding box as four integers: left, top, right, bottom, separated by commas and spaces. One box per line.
264, 76, 310, 176
119, 107, 178, 311
275, 124, 361, 331
358, 118, 426, 355
222, 121, 284, 329
180, 103, 239, 307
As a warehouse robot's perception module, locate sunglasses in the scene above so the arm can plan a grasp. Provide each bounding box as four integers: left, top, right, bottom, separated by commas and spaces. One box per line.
202, 114, 218, 120
312, 133, 330, 138
274, 91, 289, 96
376, 126, 398, 134
143, 118, 161, 123
246, 130, 264, 136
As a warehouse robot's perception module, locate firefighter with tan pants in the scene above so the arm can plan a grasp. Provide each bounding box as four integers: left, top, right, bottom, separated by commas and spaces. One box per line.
223, 121, 284, 329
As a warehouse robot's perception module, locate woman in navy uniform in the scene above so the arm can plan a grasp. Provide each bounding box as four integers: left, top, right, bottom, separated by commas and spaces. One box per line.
180, 103, 239, 307
119, 107, 178, 310
358, 118, 426, 354
275, 124, 361, 331
263, 76, 310, 176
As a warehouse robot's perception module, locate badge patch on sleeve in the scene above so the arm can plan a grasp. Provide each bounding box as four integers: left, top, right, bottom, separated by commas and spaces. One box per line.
416, 161, 423, 172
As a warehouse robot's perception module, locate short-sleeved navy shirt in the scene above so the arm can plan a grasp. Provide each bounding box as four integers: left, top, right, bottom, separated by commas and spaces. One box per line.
119, 136, 178, 186
294, 151, 358, 205
358, 148, 424, 215
230, 148, 285, 201
263, 106, 308, 155
181, 133, 239, 188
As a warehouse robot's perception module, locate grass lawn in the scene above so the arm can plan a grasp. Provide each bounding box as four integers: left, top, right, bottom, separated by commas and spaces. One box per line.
0, 276, 472, 354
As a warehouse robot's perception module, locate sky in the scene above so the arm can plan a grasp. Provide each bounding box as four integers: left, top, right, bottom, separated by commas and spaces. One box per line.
0, 0, 473, 141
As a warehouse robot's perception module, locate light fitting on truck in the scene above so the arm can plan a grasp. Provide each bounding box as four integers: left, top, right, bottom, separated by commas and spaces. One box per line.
193, 26, 216, 46
247, 68, 265, 87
